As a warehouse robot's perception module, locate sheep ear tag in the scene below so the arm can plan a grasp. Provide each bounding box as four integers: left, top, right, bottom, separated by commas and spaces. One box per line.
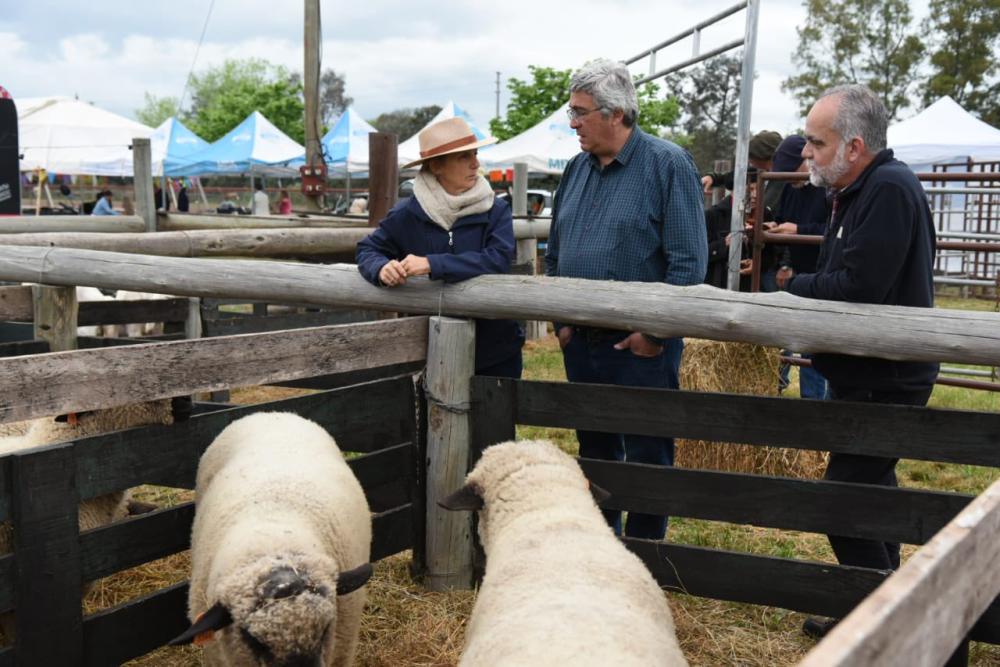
589, 481, 611, 505
167, 602, 233, 646
437, 484, 483, 512
336, 563, 373, 596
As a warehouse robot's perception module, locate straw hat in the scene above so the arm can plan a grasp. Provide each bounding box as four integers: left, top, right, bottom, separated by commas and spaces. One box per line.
402, 117, 496, 169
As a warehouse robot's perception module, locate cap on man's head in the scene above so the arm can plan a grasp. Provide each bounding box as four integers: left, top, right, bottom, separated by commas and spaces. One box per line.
772, 135, 807, 173
749, 130, 782, 161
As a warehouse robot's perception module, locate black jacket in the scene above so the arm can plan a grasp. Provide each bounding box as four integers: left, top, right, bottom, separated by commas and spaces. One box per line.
774, 182, 830, 273
788, 149, 938, 392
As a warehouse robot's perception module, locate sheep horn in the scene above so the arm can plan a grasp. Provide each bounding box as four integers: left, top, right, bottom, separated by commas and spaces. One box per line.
336, 563, 373, 595
167, 602, 233, 646
437, 484, 483, 512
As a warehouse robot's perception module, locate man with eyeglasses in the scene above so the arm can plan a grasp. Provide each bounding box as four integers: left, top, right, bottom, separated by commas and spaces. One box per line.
545, 58, 707, 541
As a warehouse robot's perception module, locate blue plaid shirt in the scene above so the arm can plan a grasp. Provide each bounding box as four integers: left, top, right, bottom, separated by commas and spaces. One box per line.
545, 127, 707, 286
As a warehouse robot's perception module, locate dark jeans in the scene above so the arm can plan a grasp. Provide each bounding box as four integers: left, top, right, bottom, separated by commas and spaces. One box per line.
825, 385, 934, 570
562, 329, 682, 540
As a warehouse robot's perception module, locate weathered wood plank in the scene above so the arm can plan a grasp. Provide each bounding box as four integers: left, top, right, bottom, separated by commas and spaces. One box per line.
82, 581, 188, 667
12, 443, 82, 665
580, 458, 971, 545
132, 138, 156, 233
0, 248, 996, 365
32, 284, 77, 352
0, 316, 427, 423
200, 309, 376, 337
274, 361, 423, 391
372, 504, 414, 561
0, 286, 32, 320
800, 477, 1000, 667
629, 538, 889, 619
512, 380, 1000, 466
80, 504, 194, 582
77, 298, 189, 326
469, 376, 516, 465
424, 317, 475, 591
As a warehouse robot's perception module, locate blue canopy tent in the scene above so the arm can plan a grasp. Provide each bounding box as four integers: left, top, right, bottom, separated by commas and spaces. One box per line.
153, 117, 209, 176
166, 111, 304, 178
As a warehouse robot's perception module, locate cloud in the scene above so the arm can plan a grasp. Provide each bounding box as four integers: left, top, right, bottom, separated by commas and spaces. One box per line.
1, 0, 814, 133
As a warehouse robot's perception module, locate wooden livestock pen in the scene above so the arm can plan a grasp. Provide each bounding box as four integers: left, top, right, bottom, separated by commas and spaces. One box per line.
0, 246, 996, 665
0, 315, 431, 665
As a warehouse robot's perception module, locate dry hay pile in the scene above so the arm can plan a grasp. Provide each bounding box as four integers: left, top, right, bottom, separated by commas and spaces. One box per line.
677, 339, 826, 479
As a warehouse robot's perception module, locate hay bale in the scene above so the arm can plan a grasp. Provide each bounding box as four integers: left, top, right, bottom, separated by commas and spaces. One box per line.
677, 339, 827, 479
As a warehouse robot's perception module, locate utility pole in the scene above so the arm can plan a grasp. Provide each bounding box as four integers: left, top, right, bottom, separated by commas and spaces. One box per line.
495, 71, 501, 120
303, 0, 323, 212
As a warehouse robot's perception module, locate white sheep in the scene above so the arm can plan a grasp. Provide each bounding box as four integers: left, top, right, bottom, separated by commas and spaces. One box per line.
0, 399, 180, 644
440, 439, 688, 667
170, 412, 373, 667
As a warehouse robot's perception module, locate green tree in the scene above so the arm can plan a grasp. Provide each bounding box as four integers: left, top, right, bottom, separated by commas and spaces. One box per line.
663, 55, 742, 172
490, 66, 572, 141
782, 0, 925, 120
635, 82, 681, 137
489, 66, 680, 141
921, 0, 1000, 125
135, 92, 180, 128
369, 105, 442, 140
185, 59, 304, 143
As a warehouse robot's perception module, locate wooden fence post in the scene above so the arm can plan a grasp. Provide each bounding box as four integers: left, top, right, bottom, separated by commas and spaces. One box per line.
368, 132, 398, 227
512, 162, 545, 340
423, 316, 475, 591
12, 444, 83, 665
32, 284, 77, 351
132, 137, 156, 233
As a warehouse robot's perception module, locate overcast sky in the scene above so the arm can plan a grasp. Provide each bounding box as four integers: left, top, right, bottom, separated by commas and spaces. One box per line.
0, 0, 930, 137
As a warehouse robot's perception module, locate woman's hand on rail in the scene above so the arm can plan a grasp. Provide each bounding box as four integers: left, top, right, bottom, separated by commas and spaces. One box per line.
379, 260, 407, 287
401, 255, 431, 277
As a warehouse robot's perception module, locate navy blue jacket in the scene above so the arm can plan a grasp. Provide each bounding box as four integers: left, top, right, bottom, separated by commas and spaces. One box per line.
774, 182, 830, 273
788, 149, 938, 392
356, 195, 523, 371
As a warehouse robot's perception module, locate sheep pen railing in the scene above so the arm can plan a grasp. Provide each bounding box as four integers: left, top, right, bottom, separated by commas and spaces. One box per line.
0, 316, 430, 665
0, 246, 998, 664
469, 377, 1000, 665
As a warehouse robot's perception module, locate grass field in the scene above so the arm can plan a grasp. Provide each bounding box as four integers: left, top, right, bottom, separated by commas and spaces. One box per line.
119, 296, 1000, 666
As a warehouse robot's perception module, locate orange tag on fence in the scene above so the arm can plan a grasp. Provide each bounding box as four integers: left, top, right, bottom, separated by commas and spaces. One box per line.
67, 413, 79, 426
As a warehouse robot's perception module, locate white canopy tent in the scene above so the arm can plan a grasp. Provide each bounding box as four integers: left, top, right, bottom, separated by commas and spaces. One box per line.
397, 101, 492, 167
478, 103, 579, 175
17, 97, 153, 176
888, 96, 1000, 169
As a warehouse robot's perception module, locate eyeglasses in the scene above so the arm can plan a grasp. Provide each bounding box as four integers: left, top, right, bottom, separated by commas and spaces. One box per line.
566, 106, 602, 121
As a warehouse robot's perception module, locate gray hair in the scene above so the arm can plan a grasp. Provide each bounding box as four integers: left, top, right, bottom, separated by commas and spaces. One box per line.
570, 59, 638, 128
819, 84, 888, 153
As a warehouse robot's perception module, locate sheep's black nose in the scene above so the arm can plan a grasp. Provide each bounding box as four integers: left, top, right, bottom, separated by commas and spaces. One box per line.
260, 566, 306, 600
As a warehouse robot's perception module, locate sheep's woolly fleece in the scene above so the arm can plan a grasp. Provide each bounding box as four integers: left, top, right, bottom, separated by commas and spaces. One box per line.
459, 439, 688, 667
189, 412, 371, 667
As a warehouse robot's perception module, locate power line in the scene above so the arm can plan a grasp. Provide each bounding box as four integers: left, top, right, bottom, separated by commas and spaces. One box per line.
177, 0, 216, 114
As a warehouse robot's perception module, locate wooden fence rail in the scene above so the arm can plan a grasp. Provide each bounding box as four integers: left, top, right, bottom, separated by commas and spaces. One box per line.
0, 316, 427, 424
0, 247, 997, 366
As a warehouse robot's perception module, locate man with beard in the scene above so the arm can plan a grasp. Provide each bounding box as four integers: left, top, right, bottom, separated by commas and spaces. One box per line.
785, 84, 939, 640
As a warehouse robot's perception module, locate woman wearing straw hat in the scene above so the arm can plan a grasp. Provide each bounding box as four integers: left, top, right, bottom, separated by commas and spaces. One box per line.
357, 117, 524, 377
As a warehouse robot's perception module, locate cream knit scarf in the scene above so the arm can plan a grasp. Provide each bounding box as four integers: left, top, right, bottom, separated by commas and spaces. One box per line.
414, 170, 494, 230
